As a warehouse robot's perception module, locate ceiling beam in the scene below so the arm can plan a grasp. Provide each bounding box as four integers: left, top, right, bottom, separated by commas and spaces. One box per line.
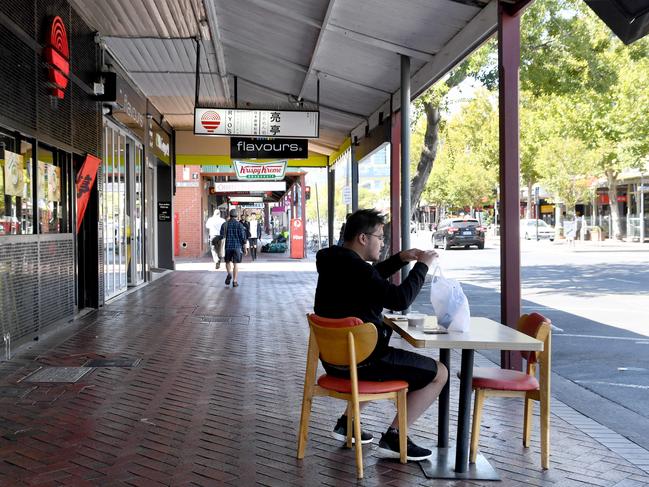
297, 0, 337, 101
203, 0, 231, 100
326, 24, 436, 62
235, 75, 366, 121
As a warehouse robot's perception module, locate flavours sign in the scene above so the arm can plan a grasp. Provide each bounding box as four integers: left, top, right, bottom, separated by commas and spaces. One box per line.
233, 160, 287, 181
43, 16, 70, 99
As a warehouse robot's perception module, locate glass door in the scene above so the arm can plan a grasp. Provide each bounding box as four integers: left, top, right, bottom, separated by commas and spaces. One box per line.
102, 120, 143, 299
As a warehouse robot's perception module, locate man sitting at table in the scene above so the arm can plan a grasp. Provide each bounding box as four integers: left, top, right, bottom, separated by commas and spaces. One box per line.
314, 208, 448, 461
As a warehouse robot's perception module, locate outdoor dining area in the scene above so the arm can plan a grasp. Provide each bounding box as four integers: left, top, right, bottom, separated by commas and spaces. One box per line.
1, 266, 648, 486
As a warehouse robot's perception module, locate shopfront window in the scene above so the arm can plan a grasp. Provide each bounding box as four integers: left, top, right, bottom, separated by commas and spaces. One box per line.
37, 145, 67, 234
0, 131, 34, 236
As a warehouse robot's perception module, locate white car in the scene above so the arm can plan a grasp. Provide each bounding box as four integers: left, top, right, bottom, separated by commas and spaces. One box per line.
520, 219, 555, 241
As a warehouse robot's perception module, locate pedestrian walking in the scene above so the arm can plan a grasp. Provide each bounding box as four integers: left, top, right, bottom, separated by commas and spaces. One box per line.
248, 213, 262, 261
220, 208, 248, 287
205, 209, 225, 269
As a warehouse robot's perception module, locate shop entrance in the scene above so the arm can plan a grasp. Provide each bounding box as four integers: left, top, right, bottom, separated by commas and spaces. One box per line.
102, 121, 144, 299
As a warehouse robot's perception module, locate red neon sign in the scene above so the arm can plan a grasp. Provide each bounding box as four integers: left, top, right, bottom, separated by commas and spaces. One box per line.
43, 16, 70, 99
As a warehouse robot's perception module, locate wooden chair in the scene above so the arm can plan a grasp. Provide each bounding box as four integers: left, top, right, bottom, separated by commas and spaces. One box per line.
296, 314, 408, 479
469, 312, 552, 469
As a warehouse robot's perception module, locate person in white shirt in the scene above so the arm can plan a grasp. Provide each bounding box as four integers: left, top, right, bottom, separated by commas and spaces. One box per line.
248, 214, 262, 261
205, 209, 226, 269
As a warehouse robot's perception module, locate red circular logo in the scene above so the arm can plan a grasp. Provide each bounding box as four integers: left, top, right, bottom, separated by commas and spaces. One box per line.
201, 111, 221, 133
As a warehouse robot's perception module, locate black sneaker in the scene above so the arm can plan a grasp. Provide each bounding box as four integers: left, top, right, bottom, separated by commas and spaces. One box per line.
376, 427, 432, 461
215, 261, 220, 269
225, 274, 232, 285
331, 415, 373, 444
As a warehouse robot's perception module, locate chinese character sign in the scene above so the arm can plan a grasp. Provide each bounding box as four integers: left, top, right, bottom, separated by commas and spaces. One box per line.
194, 108, 319, 138
75, 155, 101, 233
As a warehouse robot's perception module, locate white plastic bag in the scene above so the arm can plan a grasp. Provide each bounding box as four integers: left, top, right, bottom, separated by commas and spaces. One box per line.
429, 266, 471, 332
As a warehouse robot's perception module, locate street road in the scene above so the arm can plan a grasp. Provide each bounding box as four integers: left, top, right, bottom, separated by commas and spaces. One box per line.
409, 232, 649, 449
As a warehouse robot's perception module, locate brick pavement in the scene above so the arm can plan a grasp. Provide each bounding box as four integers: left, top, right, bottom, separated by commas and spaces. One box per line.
1, 260, 649, 486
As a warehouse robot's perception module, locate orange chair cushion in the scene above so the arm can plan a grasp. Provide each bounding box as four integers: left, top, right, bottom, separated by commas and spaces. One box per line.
309, 314, 363, 328
317, 374, 408, 394
471, 367, 539, 391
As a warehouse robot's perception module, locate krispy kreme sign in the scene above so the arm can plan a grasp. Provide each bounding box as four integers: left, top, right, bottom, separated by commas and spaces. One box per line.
233, 160, 287, 181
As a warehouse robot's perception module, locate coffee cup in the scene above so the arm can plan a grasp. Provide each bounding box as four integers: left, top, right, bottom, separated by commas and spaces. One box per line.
407, 313, 425, 328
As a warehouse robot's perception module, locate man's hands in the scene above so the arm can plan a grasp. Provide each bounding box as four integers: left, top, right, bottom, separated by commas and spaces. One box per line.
400, 248, 438, 267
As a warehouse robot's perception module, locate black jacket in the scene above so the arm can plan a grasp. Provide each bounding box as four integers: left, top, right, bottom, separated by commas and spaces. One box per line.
314, 245, 429, 363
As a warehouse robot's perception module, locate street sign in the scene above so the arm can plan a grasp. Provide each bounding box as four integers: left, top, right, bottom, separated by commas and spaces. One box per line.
194, 108, 319, 138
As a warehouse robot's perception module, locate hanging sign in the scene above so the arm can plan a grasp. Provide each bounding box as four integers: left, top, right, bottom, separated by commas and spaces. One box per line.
213, 181, 286, 193
194, 108, 319, 138
75, 155, 101, 233
230, 137, 308, 159
233, 160, 287, 181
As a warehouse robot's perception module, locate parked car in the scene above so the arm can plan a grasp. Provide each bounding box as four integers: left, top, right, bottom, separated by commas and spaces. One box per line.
432, 218, 485, 249
520, 219, 555, 241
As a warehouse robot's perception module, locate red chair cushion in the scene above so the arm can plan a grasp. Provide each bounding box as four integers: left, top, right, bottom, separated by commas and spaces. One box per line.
309, 314, 363, 328
317, 374, 408, 394
472, 367, 539, 391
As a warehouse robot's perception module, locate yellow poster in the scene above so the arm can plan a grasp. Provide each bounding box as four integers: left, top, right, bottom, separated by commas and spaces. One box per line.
38, 160, 47, 202
48, 164, 61, 202
4, 151, 25, 197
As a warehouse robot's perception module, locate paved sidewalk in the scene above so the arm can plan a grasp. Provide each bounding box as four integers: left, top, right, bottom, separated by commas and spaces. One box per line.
1, 259, 649, 485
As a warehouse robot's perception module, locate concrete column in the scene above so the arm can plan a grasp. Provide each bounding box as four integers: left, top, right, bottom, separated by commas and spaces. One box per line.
400, 55, 410, 283
328, 165, 335, 247
390, 111, 401, 283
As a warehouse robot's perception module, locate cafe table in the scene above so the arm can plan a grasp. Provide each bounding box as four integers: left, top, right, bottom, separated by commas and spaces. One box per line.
383, 315, 543, 480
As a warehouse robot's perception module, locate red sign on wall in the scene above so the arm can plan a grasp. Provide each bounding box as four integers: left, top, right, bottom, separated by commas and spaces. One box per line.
43, 16, 70, 99
75, 155, 101, 233
290, 218, 304, 259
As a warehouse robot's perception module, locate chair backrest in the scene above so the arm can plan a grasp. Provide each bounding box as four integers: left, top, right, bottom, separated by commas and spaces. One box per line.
307, 314, 377, 366
517, 312, 551, 365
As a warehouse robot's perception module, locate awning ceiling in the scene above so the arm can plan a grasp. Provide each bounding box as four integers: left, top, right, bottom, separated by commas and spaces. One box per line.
70, 0, 503, 155
70, 0, 642, 157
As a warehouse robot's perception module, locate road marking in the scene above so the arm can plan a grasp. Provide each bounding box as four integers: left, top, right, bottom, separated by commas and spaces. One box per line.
575, 380, 649, 390
618, 367, 649, 372
608, 277, 638, 284
555, 333, 649, 341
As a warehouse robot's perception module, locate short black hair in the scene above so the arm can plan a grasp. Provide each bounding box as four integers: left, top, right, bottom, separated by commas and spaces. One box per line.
343, 209, 385, 242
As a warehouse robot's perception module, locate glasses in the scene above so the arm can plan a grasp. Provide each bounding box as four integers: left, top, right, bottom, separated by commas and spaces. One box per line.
364, 233, 384, 240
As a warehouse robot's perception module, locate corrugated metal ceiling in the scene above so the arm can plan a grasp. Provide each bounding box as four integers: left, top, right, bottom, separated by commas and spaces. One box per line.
70, 0, 499, 155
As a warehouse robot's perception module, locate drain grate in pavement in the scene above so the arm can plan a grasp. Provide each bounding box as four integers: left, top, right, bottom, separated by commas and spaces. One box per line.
84, 358, 141, 368
0, 386, 36, 398
22, 367, 94, 383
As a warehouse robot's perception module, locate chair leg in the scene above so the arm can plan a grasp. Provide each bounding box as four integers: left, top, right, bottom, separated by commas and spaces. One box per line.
397, 389, 408, 464
346, 402, 353, 449
470, 389, 485, 464
523, 395, 534, 448
352, 399, 363, 478
297, 388, 313, 459
540, 390, 550, 469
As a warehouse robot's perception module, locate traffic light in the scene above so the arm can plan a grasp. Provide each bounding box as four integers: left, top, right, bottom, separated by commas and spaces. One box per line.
305, 186, 311, 200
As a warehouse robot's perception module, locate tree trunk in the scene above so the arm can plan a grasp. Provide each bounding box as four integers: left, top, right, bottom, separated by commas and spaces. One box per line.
381, 100, 441, 261
606, 170, 622, 240
526, 181, 533, 219
410, 102, 441, 214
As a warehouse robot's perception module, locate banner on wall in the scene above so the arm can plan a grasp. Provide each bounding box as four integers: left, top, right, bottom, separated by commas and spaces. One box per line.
75, 155, 101, 233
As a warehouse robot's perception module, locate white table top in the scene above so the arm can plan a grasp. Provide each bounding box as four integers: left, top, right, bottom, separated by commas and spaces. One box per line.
383, 316, 543, 352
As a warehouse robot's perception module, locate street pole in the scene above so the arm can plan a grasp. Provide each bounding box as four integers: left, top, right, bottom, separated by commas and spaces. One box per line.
535, 186, 539, 240
315, 183, 322, 249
